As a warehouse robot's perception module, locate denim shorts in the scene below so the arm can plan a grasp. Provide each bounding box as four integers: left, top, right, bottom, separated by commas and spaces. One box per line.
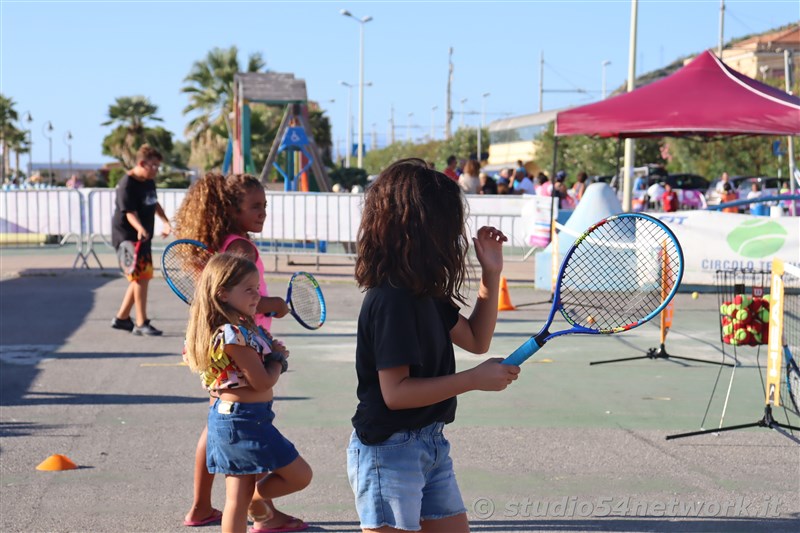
207, 399, 298, 475
346, 422, 466, 531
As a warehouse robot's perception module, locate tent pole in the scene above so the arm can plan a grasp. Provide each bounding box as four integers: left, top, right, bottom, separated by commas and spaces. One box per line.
785, 50, 796, 215
615, 137, 623, 190
549, 136, 559, 238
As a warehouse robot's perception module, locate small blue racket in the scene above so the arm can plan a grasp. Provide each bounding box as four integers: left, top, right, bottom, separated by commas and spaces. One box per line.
161, 239, 213, 304
270, 272, 327, 330
503, 213, 684, 366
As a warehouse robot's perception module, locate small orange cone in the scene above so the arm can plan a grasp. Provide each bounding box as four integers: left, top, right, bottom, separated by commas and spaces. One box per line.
36, 454, 78, 471
498, 276, 516, 311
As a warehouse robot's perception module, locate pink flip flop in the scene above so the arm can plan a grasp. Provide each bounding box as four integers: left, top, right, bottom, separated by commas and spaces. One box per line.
183, 508, 223, 527
250, 516, 309, 533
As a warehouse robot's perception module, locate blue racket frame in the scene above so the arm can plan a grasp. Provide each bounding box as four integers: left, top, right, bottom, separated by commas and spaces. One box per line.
286, 271, 327, 330
503, 213, 684, 366
161, 238, 211, 305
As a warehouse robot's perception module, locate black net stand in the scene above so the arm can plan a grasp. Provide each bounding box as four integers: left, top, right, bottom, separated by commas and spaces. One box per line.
666, 267, 800, 443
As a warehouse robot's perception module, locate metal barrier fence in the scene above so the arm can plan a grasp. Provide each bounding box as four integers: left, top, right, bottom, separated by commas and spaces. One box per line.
1, 188, 535, 270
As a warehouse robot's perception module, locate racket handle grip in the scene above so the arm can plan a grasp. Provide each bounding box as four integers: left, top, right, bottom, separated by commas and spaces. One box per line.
502, 337, 542, 366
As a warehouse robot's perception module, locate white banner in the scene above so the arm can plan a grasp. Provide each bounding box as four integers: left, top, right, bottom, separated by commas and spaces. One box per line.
653, 212, 800, 285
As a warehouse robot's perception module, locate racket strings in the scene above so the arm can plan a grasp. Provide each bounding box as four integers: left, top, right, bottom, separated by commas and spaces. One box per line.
162, 243, 211, 304
559, 218, 681, 332
289, 276, 323, 325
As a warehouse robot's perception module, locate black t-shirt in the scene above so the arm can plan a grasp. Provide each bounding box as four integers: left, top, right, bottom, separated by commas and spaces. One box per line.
111, 174, 158, 250
352, 283, 460, 444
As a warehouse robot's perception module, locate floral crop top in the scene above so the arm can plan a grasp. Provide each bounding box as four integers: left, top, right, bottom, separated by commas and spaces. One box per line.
200, 324, 274, 391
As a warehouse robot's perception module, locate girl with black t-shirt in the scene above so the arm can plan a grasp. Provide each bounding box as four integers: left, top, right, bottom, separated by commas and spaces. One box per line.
348, 158, 522, 532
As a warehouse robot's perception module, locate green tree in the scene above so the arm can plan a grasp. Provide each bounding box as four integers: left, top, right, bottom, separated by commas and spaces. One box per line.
101, 96, 167, 168
182, 46, 266, 170
533, 122, 664, 185
0, 94, 21, 182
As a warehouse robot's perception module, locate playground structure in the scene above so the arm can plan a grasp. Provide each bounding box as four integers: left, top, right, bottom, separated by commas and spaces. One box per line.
225, 72, 332, 192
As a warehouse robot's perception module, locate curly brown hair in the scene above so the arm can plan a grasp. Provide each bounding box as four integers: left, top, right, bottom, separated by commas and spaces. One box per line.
174, 172, 263, 251
355, 158, 469, 304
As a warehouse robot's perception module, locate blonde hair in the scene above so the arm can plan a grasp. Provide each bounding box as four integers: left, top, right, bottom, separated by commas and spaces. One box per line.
184, 253, 259, 373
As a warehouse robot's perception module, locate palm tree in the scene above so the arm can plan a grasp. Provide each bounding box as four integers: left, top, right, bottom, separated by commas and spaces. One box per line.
0, 94, 20, 182
101, 96, 164, 167
182, 46, 266, 170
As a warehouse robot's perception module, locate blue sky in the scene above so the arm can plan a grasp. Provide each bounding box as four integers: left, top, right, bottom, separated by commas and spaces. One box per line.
2, 0, 797, 165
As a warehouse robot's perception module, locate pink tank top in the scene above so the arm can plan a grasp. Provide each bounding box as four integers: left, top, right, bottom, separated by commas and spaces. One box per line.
220, 234, 271, 331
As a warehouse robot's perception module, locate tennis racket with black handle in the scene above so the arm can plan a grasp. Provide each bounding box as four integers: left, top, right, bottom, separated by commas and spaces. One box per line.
117, 239, 142, 276
269, 272, 327, 330
503, 213, 684, 366
161, 239, 214, 304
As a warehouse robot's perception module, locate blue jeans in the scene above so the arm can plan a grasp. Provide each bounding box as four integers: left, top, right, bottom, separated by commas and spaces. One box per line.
347, 422, 466, 531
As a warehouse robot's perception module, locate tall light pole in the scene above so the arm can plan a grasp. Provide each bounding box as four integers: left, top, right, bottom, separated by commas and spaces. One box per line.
477, 92, 490, 162
406, 112, 414, 142
64, 131, 73, 178
341, 9, 373, 169
43, 121, 54, 186
622, 0, 638, 212
459, 98, 468, 129
430, 105, 438, 140
340, 81, 354, 168
602, 60, 611, 99
24, 111, 33, 179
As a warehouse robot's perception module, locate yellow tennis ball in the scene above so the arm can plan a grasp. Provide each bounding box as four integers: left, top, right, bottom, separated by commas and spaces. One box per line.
692, 292, 699, 299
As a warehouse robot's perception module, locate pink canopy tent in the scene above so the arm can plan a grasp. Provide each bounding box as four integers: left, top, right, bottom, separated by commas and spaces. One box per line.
555, 50, 800, 138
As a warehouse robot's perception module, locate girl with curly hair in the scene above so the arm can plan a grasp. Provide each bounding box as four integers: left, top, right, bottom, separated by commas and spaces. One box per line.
347, 158, 521, 532
175, 173, 307, 532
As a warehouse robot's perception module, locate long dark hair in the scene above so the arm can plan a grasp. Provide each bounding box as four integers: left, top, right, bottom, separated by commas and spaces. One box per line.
355, 158, 469, 304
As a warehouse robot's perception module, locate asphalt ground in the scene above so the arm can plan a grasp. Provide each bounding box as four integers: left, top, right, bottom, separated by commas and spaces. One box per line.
1, 247, 798, 533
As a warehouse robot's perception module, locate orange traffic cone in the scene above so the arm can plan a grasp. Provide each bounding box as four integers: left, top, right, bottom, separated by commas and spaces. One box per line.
498, 276, 516, 311
36, 454, 78, 471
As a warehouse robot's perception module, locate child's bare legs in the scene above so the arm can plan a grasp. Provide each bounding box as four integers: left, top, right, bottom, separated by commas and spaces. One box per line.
185, 426, 290, 526
184, 426, 217, 524
132, 278, 150, 325
250, 457, 312, 529
115, 281, 136, 320
222, 474, 256, 533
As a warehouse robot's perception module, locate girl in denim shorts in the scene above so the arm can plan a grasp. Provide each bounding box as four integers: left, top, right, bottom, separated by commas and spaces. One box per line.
348, 159, 522, 532
184, 253, 312, 533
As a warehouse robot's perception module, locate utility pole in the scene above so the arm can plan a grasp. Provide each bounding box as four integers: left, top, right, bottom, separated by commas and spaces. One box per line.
445, 47, 453, 139
718, 0, 725, 57
538, 50, 544, 112
785, 49, 796, 215
622, 0, 638, 212
389, 104, 395, 144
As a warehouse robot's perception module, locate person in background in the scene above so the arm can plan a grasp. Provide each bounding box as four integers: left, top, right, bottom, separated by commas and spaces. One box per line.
515, 160, 527, 177
746, 182, 762, 215
534, 173, 552, 196
645, 181, 665, 210
661, 182, 679, 212
721, 181, 739, 213
443, 155, 458, 181
715, 171, 731, 193
572, 171, 588, 202
478, 172, 497, 195
511, 168, 535, 195
458, 160, 481, 194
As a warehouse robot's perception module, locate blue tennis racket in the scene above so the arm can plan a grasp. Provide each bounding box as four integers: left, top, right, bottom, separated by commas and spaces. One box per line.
270, 272, 327, 330
161, 239, 213, 304
503, 213, 684, 366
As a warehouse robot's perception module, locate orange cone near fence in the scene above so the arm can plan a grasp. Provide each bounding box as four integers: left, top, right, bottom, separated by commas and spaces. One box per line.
36, 454, 78, 471
498, 277, 516, 311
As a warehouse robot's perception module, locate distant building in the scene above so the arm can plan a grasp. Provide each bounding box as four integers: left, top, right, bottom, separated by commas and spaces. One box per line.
715, 24, 799, 82
28, 162, 113, 186
485, 109, 560, 175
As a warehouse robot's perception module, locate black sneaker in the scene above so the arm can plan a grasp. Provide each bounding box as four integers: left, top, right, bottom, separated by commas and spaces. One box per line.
111, 317, 134, 332
133, 320, 163, 336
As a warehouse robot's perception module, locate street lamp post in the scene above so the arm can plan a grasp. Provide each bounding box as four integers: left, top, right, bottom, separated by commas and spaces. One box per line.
340, 81, 354, 168
341, 9, 373, 169
477, 92, 490, 162
64, 131, 73, 178
459, 98, 468, 129
602, 60, 612, 99
42, 121, 54, 186
24, 111, 33, 179
406, 112, 414, 142
430, 105, 438, 140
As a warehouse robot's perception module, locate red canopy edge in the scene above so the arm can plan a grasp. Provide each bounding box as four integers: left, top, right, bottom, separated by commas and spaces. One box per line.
555, 50, 800, 138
